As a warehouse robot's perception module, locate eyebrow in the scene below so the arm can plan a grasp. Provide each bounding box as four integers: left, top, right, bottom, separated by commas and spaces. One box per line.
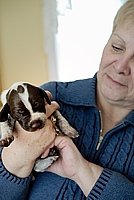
112, 33, 125, 44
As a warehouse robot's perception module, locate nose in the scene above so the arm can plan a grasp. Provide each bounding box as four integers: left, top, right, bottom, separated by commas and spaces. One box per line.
114, 59, 131, 76
30, 119, 44, 130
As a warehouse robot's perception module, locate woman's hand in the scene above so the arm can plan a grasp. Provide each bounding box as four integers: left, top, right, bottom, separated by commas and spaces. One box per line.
1, 91, 59, 178
46, 136, 103, 197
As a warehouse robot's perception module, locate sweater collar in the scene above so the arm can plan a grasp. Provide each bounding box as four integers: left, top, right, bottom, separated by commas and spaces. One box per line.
124, 110, 134, 126
59, 73, 134, 126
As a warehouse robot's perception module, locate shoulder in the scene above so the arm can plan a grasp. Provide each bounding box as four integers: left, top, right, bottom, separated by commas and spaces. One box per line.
40, 74, 97, 106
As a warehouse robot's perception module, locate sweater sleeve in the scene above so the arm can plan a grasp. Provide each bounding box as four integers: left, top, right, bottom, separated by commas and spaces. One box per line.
87, 168, 134, 200
0, 148, 32, 200
40, 81, 57, 101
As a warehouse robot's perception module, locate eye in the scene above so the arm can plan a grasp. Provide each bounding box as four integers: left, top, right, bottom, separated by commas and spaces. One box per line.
34, 102, 40, 108
112, 45, 123, 52
17, 109, 24, 114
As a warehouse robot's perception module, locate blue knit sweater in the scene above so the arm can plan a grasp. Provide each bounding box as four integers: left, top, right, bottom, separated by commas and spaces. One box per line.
0, 74, 134, 200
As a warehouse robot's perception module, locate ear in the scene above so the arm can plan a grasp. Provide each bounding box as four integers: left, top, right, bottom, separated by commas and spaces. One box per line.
40, 88, 51, 105
0, 103, 10, 122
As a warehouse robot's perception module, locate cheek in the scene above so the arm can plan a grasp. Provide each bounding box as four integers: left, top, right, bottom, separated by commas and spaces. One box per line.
130, 68, 134, 80
99, 52, 111, 71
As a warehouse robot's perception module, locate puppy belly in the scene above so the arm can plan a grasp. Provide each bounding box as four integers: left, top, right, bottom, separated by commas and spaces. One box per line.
34, 156, 59, 172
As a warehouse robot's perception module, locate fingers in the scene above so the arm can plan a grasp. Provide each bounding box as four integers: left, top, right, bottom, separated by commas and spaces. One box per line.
46, 101, 59, 117
44, 90, 59, 117
53, 136, 73, 157
45, 90, 52, 99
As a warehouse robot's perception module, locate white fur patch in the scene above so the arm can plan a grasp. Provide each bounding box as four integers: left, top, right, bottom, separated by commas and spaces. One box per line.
2, 82, 35, 117
30, 112, 47, 123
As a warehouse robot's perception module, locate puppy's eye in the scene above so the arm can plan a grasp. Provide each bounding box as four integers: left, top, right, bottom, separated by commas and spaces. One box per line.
34, 102, 40, 108
18, 109, 24, 114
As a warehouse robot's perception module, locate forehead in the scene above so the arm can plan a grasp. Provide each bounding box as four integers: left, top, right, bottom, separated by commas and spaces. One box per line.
111, 24, 134, 47
7, 83, 29, 104
9, 82, 38, 93
8, 83, 41, 111
9, 82, 26, 92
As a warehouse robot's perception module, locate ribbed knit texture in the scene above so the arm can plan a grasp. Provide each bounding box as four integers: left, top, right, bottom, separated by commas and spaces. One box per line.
88, 169, 112, 200
0, 75, 134, 199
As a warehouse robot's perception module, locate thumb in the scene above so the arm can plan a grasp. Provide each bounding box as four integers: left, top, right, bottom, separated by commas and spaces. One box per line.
46, 101, 59, 117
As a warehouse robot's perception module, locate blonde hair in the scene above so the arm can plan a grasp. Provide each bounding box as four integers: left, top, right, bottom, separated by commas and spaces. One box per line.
113, 0, 134, 32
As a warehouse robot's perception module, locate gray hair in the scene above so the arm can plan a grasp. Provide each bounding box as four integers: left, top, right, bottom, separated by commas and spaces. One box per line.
112, 0, 134, 32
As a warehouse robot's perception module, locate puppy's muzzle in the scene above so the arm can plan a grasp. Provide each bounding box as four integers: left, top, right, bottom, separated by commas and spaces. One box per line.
30, 119, 45, 129
23, 113, 47, 132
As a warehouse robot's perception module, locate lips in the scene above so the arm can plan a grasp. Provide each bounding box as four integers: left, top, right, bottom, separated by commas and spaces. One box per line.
107, 74, 127, 87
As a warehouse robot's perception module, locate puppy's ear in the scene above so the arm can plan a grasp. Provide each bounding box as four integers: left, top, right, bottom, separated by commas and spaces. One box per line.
40, 89, 51, 105
0, 103, 10, 122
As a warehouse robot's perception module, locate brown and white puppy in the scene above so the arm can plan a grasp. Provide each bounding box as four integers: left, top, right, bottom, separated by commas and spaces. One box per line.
0, 82, 78, 172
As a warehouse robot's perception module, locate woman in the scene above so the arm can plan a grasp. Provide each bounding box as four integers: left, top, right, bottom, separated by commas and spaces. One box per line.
0, 0, 134, 199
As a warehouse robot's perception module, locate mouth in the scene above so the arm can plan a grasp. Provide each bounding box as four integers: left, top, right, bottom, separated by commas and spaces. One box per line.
107, 74, 128, 87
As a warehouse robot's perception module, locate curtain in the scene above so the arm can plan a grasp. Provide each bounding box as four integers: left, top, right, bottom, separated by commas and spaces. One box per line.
41, 0, 72, 80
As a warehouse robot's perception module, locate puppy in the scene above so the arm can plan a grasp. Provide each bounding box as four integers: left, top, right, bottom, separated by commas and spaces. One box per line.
0, 82, 78, 172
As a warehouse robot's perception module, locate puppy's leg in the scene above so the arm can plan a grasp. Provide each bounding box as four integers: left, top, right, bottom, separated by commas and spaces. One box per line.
53, 110, 79, 138
0, 118, 14, 147
34, 147, 59, 172
0, 102, 14, 147
34, 156, 59, 172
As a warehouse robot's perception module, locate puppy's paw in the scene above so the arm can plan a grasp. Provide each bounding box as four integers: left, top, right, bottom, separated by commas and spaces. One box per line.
34, 156, 59, 172
53, 110, 79, 138
0, 136, 14, 147
63, 126, 79, 138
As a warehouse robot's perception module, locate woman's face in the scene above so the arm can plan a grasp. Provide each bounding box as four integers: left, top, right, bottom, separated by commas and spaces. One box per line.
97, 23, 134, 108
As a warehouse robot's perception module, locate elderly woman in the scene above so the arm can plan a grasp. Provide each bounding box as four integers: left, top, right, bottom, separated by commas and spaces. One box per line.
0, 0, 134, 199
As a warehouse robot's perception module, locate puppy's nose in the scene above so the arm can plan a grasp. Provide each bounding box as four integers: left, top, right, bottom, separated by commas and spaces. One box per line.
30, 120, 43, 129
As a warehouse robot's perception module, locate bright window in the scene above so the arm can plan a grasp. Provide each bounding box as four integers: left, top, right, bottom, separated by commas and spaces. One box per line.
56, 0, 124, 81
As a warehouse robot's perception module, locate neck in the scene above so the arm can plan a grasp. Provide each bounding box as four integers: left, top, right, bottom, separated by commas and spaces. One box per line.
96, 84, 131, 136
